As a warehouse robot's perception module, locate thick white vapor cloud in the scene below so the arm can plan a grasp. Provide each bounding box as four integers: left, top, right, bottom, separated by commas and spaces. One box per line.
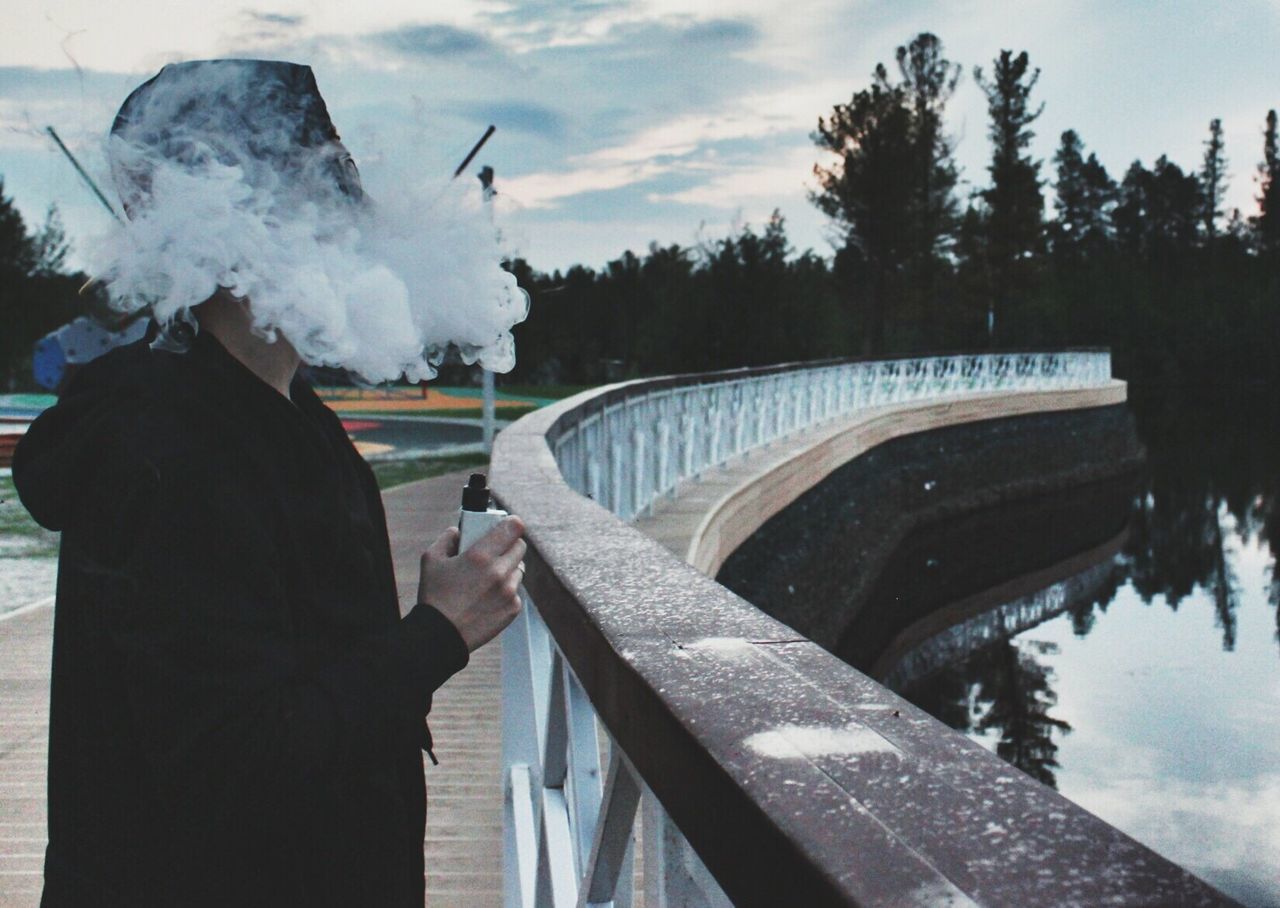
92, 60, 526, 383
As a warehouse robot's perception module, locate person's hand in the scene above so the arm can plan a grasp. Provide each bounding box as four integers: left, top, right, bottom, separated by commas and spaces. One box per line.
417, 517, 526, 652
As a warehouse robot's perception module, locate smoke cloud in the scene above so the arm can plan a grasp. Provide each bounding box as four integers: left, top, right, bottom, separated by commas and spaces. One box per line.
92, 59, 527, 383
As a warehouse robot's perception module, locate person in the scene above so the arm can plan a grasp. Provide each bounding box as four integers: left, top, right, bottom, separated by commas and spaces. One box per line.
13, 60, 526, 906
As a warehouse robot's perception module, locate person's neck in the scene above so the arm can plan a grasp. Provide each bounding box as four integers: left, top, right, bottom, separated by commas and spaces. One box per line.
196, 293, 301, 400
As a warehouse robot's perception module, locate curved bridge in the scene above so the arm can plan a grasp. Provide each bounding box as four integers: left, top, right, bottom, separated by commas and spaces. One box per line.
490, 352, 1229, 907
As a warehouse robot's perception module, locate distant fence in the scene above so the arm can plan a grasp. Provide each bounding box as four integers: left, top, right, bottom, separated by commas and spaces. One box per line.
491, 349, 1229, 907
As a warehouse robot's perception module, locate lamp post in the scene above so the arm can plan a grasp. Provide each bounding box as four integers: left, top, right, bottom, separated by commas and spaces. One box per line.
479, 165, 497, 454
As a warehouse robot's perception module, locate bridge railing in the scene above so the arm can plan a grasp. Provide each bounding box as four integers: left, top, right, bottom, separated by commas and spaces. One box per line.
550, 351, 1111, 521
491, 349, 1227, 907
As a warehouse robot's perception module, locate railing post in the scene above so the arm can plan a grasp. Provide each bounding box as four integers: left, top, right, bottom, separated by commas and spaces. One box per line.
657, 421, 672, 499
577, 747, 640, 908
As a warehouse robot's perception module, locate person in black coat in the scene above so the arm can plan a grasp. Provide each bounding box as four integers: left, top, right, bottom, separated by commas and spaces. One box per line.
13, 60, 526, 907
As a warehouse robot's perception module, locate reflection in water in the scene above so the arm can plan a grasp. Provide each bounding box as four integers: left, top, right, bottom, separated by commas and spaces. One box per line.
895, 641, 1074, 787
970, 640, 1072, 788
883, 559, 1119, 788
868, 392, 1280, 907
857, 482, 1128, 791
1081, 390, 1279, 655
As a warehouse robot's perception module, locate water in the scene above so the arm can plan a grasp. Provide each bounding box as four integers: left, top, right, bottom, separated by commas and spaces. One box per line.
0, 474, 59, 618
873, 393, 1280, 907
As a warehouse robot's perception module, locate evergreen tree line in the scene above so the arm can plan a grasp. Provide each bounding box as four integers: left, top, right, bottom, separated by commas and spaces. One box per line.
2, 33, 1276, 391
506, 33, 1280, 390
0, 180, 84, 391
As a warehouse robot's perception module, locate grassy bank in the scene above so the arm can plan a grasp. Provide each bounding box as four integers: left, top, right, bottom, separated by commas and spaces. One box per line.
370, 453, 490, 490
0, 476, 59, 558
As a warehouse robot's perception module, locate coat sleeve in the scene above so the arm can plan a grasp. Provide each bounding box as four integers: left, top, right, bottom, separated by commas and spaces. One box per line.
101, 452, 469, 808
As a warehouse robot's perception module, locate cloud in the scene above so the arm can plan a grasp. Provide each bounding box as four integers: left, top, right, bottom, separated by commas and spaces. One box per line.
244, 11, 304, 28
496, 75, 842, 210
372, 24, 499, 59
647, 143, 823, 208
0, 67, 139, 158
487, 0, 634, 50
502, 156, 668, 208
457, 100, 566, 138
673, 17, 760, 46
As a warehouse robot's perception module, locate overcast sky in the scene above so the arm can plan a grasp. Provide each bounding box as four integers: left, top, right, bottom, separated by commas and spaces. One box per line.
2, 0, 1278, 273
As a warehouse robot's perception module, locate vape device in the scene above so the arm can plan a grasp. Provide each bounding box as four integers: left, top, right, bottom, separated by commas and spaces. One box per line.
457, 472, 509, 552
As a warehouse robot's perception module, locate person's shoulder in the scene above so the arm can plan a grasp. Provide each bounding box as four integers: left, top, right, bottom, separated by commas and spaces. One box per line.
15, 339, 211, 529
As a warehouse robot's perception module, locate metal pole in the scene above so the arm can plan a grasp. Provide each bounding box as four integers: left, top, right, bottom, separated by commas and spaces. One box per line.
45, 127, 123, 223
482, 370, 496, 454
454, 126, 496, 180
479, 163, 498, 454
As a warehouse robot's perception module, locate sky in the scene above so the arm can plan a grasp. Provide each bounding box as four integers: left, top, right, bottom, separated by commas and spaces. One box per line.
1, 0, 1278, 274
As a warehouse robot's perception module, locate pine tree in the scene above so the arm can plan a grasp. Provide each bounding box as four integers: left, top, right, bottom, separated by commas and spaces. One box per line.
1254, 109, 1280, 254
888, 33, 962, 270
975, 50, 1045, 343
30, 205, 71, 278
1051, 130, 1115, 258
1200, 118, 1228, 244
0, 177, 36, 278
813, 75, 917, 352
1114, 157, 1202, 260
0, 179, 82, 390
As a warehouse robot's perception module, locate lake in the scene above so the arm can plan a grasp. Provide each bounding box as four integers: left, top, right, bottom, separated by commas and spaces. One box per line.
873, 392, 1280, 908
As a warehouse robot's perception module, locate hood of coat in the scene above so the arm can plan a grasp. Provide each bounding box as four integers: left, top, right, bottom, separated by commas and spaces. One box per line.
13, 338, 166, 532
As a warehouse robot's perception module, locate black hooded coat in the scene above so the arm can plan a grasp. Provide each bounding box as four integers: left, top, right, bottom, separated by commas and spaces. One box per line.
14, 329, 469, 906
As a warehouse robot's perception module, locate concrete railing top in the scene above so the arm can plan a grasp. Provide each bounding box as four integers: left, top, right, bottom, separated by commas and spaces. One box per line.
491, 351, 1230, 907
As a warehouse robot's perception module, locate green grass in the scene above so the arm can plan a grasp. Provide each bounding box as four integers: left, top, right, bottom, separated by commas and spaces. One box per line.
495, 383, 594, 400
370, 453, 490, 490
397, 405, 539, 422
0, 476, 60, 558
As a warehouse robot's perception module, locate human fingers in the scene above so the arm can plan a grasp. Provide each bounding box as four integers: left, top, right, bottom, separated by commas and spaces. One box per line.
468, 536, 526, 596
489, 537, 527, 583
425, 526, 459, 562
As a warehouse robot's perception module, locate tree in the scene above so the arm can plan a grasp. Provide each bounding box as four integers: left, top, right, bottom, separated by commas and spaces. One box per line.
30, 205, 71, 277
0, 178, 35, 278
888, 33, 963, 273
813, 33, 963, 352
975, 50, 1045, 343
1200, 118, 1228, 245
813, 76, 917, 352
1254, 109, 1280, 254
1114, 157, 1202, 260
0, 179, 83, 389
1050, 130, 1115, 259
704, 213, 793, 367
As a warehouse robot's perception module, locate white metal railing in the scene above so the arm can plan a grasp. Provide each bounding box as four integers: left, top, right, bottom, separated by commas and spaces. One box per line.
500, 350, 1114, 907
551, 351, 1110, 520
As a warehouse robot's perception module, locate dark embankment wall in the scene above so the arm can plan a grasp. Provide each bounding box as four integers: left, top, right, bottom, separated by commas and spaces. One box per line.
716, 404, 1143, 654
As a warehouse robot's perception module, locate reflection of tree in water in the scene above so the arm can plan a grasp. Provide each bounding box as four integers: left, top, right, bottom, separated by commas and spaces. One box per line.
1271, 568, 1280, 651
1072, 392, 1279, 653
900, 639, 1072, 788
887, 393, 1278, 792
972, 641, 1072, 787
